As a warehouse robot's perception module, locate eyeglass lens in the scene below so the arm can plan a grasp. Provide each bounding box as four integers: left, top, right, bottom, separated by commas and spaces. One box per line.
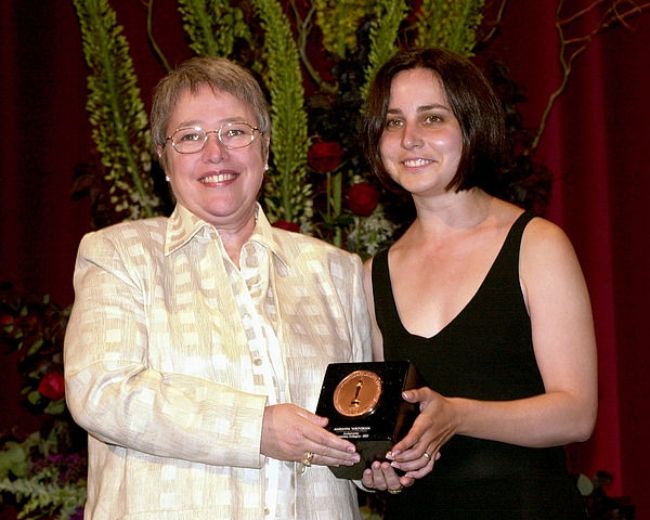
171, 122, 258, 153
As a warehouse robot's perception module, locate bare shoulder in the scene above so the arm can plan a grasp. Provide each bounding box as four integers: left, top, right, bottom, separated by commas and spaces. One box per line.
521, 216, 577, 261
519, 216, 585, 293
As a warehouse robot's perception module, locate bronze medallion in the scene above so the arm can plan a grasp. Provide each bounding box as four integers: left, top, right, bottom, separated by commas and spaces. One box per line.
333, 370, 383, 417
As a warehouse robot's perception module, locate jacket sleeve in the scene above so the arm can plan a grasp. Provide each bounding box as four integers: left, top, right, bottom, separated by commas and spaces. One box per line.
63, 231, 267, 469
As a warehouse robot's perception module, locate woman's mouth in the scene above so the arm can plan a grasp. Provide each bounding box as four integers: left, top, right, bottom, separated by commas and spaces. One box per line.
402, 158, 434, 168
199, 172, 238, 184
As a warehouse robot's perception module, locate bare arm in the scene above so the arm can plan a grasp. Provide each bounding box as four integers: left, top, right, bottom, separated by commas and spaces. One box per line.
362, 257, 385, 361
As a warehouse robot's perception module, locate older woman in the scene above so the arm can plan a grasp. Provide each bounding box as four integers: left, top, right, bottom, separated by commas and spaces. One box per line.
64, 56, 371, 520
359, 48, 597, 518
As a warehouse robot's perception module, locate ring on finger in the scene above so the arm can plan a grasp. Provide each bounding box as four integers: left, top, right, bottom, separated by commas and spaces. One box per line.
423, 451, 432, 460
299, 451, 314, 474
301, 451, 314, 467
387, 486, 403, 495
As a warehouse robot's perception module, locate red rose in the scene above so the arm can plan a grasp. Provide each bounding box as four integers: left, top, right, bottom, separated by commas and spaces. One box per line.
347, 182, 380, 216
0, 314, 13, 326
307, 141, 343, 173
38, 371, 65, 400
272, 220, 301, 233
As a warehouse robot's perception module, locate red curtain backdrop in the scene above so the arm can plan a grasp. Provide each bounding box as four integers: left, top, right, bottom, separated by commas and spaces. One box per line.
1, 1, 648, 517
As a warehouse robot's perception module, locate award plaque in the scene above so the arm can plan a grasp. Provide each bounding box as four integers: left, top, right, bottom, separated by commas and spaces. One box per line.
315, 361, 424, 479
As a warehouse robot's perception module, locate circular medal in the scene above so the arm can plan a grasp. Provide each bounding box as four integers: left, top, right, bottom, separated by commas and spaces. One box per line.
333, 370, 382, 417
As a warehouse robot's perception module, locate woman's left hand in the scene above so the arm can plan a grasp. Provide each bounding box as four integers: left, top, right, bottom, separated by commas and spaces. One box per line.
386, 387, 455, 477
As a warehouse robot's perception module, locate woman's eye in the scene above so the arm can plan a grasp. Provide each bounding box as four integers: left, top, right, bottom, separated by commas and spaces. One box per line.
385, 119, 403, 130
179, 131, 202, 142
423, 114, 443, 125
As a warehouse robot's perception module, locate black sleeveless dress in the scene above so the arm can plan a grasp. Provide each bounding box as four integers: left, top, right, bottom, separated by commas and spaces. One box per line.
371, 212, 585, 519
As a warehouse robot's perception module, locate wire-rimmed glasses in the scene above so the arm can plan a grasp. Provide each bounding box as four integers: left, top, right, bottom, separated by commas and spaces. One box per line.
165, 122, 263, 153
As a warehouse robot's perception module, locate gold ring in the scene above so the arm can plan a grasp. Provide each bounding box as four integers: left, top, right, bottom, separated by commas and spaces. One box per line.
387, 486, 403, 494
301, 451, 314, 467
423, 451, 432, 460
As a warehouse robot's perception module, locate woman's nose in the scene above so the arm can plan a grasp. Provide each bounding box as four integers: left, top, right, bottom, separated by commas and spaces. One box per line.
203, 131, 228, 159
401, 123, 424, 149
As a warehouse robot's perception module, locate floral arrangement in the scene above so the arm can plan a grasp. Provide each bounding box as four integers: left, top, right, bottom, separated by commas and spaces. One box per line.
72, 0, 486, 252
0, 285, 86, 519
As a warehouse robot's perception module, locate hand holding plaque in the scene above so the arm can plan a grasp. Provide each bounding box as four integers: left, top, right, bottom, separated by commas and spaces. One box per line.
315, 361, 424, 479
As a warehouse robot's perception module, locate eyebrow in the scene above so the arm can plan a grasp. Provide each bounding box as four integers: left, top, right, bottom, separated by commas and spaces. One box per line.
386, 103, 450, 115
174, 116, 251, 129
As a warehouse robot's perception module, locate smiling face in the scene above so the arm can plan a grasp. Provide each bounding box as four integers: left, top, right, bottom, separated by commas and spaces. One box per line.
379, 68, 463, 198
159, 83, 268, 229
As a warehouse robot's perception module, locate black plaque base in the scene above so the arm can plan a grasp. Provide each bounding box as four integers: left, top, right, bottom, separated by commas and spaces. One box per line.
315, 361, 423, 479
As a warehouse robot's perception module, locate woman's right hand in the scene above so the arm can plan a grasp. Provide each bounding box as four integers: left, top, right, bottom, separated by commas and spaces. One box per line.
261, 403, 361, 468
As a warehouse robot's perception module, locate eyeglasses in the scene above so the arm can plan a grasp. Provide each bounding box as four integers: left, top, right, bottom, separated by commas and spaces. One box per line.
165, 122, 263, 154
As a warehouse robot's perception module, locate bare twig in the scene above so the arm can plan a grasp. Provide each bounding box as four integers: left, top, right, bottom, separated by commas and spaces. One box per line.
145, 0, 172, 74
480, 0, 510, 44
289, 0, 337, 94
531, 0, 650, 150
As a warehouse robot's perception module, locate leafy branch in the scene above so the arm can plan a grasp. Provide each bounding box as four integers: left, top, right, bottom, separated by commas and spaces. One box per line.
415, 0, 485, 56
73, 0, 160, 221
251, 0, 312, 225
361, 0, 409, 101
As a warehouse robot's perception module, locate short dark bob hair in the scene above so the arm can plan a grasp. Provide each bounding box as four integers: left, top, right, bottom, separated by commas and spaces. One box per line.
362, 47, 506, 194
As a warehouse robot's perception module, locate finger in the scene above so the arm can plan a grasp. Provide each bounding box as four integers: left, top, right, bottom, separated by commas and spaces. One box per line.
312, 452, 360, 467
364, 460, 403, 492
295, 407, 329, 427
364, 460, 391, 490
401, 451, 440, 479
305, 420, 362, 456
389, 429, 428, 458
307, 444, 361, 467
361, 466, 383, 490
401, 389, 419, 402
399, 475, 416, 488
401, 386, 430, 404
391, 445, 436, 471
390, 438, 430, 462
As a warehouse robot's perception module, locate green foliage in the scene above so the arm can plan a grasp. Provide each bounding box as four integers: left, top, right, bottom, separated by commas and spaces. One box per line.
250, 0, 312, 225
0, 425, 85, 520
0, 463, 85, 520
73, 0, 160, 220
178, 0, 252, 57
0, 289, 86, 519
314, 0, 375, 58
415, 0, 485, 56
361, 0, 408, 101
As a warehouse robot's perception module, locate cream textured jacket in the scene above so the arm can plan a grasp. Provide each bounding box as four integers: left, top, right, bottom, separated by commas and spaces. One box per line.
64, 204, 371, 520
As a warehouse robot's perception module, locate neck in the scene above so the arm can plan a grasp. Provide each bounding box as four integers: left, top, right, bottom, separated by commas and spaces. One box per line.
411, 188, 492, 232
217, 207, 258, 267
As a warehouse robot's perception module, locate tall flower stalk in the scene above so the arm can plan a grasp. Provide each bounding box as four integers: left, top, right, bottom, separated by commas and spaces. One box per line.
74, 0, 160, 221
